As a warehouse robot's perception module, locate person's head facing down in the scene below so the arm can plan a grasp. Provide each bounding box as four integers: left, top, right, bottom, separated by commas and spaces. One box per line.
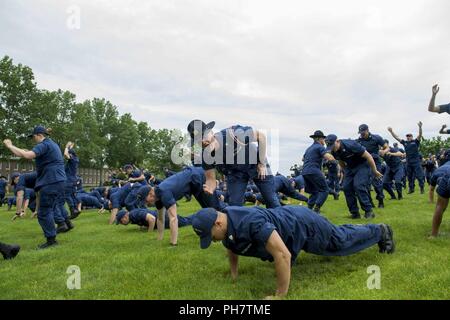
137, 186, 157, 206
325, 134, 340, 152
358, 124, 369, 139
309, 130, 327, 146
187, 120, 216, 148
28, 126, 52, 144
115, 210, 130, 225
192, 208, 228, 249
123, 164, 133, 175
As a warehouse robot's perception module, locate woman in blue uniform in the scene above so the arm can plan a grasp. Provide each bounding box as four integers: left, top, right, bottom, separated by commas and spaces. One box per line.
3, 126, 68, 249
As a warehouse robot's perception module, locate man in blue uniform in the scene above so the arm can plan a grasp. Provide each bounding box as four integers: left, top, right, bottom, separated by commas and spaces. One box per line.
192, 205, 395, 299
387, 122, 425, 194
64, 142, 81, 219
107, 182, 141, 224
356, 124, 389, 208
0, 176, 7, 207
428, 84, 449, 114
0, 242, 20, 260
188, 120, 280, 209
134, 166, 226, 246
325, 134, 383, 219
115, 208, 193, 231
123, 164, 146, 185
302, 130, 336, 213
380, 140, 405, 200
272, 175, 308, 203
4, 126, 71, 249
76, 193, 106, 213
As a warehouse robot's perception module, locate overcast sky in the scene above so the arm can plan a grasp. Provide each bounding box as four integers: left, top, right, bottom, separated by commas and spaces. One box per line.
1, 0, 450, 174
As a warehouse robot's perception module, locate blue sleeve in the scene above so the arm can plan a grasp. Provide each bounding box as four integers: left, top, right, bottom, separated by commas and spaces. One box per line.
376, 135, 385, 147
157, 188, 176, 210
250, 218, 276, 247
430, 173, 439, 187
400, 140, 406, 147
438, 103, 450, 114
319, 145, 327, 157
349, 141, 366, 155
32, 142, 48, 157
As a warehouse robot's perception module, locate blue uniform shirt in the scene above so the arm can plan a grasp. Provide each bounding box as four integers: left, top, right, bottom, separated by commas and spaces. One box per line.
325, 161, 338, 175
330, 139, 367, 169
222, 206, 333, 264
294, 175, 305, 189
201, 125, 260, 175
155, 167, 204, 210
302, 142, 328, 175
32, 138, 66, 190
65, 152, 79, 182
15, 172, 37, 192
382, 147, 402, 169
357, 134, 385, 162
430, 162, 450, 187
129, 208, 156, 227
438, 103, 450, 114
400, 139, 421, 164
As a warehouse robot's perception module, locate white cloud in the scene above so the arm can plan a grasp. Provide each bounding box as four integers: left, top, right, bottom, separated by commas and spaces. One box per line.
1, 0, 450, 173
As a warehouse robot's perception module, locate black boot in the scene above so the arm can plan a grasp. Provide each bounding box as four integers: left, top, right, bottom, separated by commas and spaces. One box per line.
56, 222, 69, 234
65, 219, 75, 231
69, 208, 81, 220
37, 237, 58, 250
0, 242, 21, 260
350, 212, 361, 219
398, 192, 403, 200
313, 206, 321, 214
333, 192, 339, 200
378, 199, 384, 208
378, 224, 395, 254
364, 211, 376, 219
420, 187, 425, 194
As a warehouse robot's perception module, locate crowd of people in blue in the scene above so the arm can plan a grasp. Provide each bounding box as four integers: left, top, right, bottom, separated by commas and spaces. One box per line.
0, 84, 449, 298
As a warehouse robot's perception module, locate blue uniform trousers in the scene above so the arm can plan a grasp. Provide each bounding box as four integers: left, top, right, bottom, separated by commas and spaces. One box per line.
227, 173, 280, 208
406, 162, 425, 191
303, 173, 329, 208
343, 164, 372, 214
38, 182, 65, 238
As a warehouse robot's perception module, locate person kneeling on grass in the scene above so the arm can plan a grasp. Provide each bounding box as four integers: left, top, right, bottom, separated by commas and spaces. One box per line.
192, 205, 395, 299
115, 208, 193, 231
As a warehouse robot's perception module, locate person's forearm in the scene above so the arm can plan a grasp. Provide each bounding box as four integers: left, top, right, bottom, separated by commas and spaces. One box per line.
364, 153, 378, 174
388, 130, 401, 142
157, 209, 165, 240
273, 253, 291, 297
64, 148, 71, 159
429, 93, 437, 112
167, 205, 179, 245
228, 250, 239, 280
256, 130, 267, 164
23, 199, 29, 213
7, 145, 33, 159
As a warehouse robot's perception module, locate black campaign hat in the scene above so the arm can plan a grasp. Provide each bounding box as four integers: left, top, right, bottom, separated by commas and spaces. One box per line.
309, 130, 326, 139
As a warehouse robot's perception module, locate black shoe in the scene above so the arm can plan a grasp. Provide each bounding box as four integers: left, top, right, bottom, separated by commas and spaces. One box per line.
313, 206, 321, 214
333, 193, 339, 200
420, 188, 425, 194
389, 196, 397, 200
378, 200, 384, 208
65, 219, 75, 231
398, 194, 403, 200
0, 243, 21, 260
378, 224, 395, 254
350, 212, 361, 219
37, 238, 58, 250
307, 204, 314, 210
364, 211, 375, 219
56, 222, 69, 234
407, 190, 414, 194
69, 210, 81, 220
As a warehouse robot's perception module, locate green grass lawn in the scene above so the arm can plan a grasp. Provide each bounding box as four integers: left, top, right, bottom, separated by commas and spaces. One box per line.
1, 188, 449, 300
